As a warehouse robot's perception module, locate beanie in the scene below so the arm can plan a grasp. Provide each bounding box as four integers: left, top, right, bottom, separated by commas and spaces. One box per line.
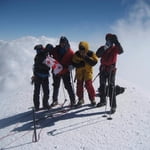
34, 44, 43, 50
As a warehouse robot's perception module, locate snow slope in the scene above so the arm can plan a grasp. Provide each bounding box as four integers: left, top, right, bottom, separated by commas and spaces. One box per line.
0, 36, 150, 150
0, 78, 150, 150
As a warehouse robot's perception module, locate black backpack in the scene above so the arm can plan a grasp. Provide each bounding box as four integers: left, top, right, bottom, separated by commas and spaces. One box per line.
115, 85, 125, 96
96, 85, 125, 97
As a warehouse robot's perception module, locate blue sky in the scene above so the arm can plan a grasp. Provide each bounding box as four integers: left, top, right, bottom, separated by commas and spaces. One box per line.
0, 0, 136, 41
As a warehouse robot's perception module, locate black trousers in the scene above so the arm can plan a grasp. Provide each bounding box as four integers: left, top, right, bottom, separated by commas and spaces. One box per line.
52, 72, 75, 104
99, 70, 116, 108
33, 77, 49, 109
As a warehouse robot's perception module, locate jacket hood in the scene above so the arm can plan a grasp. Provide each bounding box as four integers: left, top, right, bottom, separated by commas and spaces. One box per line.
59, 36, 69, 45
59, 36, 70, 49
79, 41, 89, 53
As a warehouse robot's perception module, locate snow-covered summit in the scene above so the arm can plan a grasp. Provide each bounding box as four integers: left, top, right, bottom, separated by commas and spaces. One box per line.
0, 36, 150, 150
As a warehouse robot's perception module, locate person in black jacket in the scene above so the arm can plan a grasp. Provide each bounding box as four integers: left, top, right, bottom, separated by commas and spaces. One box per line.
32, 44, 53, 111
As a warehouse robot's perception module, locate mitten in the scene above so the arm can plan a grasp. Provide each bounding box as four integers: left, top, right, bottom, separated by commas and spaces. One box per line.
31, 76, 36, 85
111, 34, 118, 44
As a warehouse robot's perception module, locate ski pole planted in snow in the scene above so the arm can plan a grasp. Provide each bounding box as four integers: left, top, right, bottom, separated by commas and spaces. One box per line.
102, 68, 112, 118
32, 107, 38, 142
107, 85, 115, 120
92, 72, 100, 83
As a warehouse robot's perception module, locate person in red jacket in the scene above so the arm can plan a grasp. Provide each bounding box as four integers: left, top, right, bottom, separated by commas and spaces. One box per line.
46, 36, 76, 107
96, 33, 123, 114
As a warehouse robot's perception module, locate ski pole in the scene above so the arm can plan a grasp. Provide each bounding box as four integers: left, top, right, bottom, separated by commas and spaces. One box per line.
103, 67, 112, 118
103, 77, 111, 117
74, 74, 77, 83
92, 72, 100, 83
102, 84, 108, 117
70, 70, 75, 94
32, 107, 38, 142
62, 81, 67, 103
107, 66, 115, 120
107, 84, 115, 120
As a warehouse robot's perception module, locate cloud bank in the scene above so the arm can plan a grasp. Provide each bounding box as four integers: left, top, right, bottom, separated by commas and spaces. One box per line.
111, 0, 150, 93
0, 36, 78, 94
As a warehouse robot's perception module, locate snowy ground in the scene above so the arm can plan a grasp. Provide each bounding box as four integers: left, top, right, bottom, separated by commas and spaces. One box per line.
0, 78, 150, 150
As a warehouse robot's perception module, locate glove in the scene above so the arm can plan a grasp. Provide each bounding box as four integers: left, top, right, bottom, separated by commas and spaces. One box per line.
111, 34, 118, 44
72, 61, 85, 68
78, 61, 85, 68
31, 76, 36, 85
68, 65, 74, 71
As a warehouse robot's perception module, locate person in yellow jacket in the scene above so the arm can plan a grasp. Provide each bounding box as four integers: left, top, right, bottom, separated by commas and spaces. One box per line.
72, 41, 98, 106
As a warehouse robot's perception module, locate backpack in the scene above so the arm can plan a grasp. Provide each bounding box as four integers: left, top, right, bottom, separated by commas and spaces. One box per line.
96, 85, 125, 97
115, 85, 125, 96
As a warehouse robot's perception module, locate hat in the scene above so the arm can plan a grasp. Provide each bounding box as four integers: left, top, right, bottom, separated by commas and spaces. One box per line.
34, 44, 43, 50
45, 44, 53, 51
34, 44, 44, 54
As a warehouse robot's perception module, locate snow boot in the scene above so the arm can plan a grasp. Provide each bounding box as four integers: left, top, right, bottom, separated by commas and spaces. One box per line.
96, 102, 106, 107
70, 101, 76, 108
76, 99, 84, 107
35, 107, 40, 112
43, 104, 51, 110
51, 101, 58, 107
110, 107, 116, 114
90, 100, 96, 106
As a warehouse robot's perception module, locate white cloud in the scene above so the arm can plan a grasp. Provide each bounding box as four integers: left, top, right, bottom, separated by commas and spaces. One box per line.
0, 36, 78, 94
0, 36, 79, 94
111, 0, 150, 93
